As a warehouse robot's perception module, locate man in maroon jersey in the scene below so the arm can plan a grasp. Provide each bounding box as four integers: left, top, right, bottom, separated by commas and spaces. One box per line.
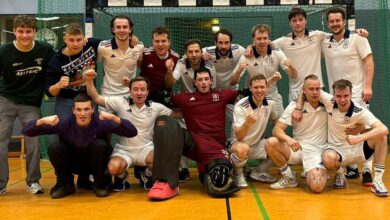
147, 67, 240, 200
139, 26, 179, 107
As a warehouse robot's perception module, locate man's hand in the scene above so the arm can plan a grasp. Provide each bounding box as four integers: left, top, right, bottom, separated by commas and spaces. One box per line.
362, 87, 373, 102
244, 45, 253, 58
346, 134, 364, 145
37, 115, 59, 126
292, 109, 303, 123
271, 71, 282, 82
244, 113, 257, 127
238, 61, 248, 73
287, 138, 301, 152
130, 35, 140, 47
165, 58, 174, 72
56, 76, 69, 89
356, 29, 369, 38
84, 70, 97, 81
345, 123, 366, 135
202, 52, 212, 61
283, 59, 295, 70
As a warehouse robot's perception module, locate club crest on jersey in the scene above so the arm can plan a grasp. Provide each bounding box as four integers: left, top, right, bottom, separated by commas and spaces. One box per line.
264, 107, 269, 117
268, 57, 274, 66
212, 93, 219, 102
308, 36, 314, 44
130, 51, 138, 60
146, 108, 153, 117
343, 116, 350, 124
343, 40, 349, 49
35, 58, 43, 65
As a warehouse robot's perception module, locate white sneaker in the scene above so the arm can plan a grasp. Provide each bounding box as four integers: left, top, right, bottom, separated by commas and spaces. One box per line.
27, 183, 44, 194
270, 176, 298, 190
249, 171, 277, 183
235, 173, 248, 188
0, 187, 6, 195
371, 180, 389, 197
333, 174, 348, 189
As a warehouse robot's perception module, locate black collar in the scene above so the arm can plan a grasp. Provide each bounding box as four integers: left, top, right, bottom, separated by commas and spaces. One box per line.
253, 45, 272, 58
330, 29, 351, 42
185, 58, 206, 69
333, 100, 354, 117
215, 47, 233, 59
248, 93, 268, 110
292, 29, 309, 39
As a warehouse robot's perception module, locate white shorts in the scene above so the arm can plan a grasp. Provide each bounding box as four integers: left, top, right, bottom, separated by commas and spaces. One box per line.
300, 143, 327, 172
111, 142, 154, 169
325, 142, 366, 167
248, 138, 268, 160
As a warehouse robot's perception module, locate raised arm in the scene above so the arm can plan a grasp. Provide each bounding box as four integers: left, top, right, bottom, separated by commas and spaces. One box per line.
84, 70, 106, 107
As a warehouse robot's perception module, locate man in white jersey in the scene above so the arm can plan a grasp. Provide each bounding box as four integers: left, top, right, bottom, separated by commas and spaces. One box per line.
232, 24, 297, 118
266, 75, 328, 193
166, 39, 217, 92
322, 7, 375, 185
85, 73, 172, 192
229, 74, 278, 188
320, 79, 388, 197
98, 15, 144, 97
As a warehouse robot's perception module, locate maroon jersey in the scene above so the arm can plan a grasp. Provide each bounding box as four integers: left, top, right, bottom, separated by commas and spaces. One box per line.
172, 89, 237, 139
140, 46, 179, 92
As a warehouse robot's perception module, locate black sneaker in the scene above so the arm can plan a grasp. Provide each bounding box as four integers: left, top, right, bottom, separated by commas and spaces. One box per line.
345, 167, 360, 179
77, 175, 93, 190
362, 170, 373, 187
92, 185, 110, 197
139, 171, 153, 191
50, 182, 76, 199
112, 171, 130, 192
179, 168, 191, 183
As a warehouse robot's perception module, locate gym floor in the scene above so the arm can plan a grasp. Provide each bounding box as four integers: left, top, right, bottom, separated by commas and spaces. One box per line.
1, 157, 390, 220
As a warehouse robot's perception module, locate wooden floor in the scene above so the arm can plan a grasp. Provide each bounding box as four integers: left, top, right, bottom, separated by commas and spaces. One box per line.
1, 157, 390, 220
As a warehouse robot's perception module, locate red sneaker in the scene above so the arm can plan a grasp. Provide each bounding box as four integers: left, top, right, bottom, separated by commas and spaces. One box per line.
147, 181, 179, 200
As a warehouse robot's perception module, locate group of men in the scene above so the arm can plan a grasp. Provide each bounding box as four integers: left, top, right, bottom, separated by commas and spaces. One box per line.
0, 6, 388, 201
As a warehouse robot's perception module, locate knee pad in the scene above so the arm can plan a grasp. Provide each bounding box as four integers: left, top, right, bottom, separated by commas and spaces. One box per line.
204, 159, 240, 198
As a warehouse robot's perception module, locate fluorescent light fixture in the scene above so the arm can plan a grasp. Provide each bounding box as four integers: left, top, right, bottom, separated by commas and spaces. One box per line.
2, 30, 13, 34
35, 17, 60, 21
212, 24, 220, 33
51, 24, 69, 30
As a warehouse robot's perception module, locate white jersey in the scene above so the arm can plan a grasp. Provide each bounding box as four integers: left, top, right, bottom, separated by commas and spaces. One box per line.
320, 92, 379, 147
203, 44, 245, 89
279, 101, 328, 146
273, 29, 326, 101
322, 30, 372, 104
172, 58, 217, 92
98, 39, 144, 96
104, 96, 172, 149
234, 45, 288, 96
231, 95, 278, 146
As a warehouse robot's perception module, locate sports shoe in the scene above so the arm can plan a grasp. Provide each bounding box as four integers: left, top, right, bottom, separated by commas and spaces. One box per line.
112, 171, 130, 192
345, 167, 359, 179
249, 171, 277, 183
77, 175, 94, 190
362, 170, 373, 187
26, 183, 44, 194
333, 174, 348, 189
50, 182, 75, 199
270, 176, 298, 190
235, 173, 248, 188
140, 171, 153, 191
92, 185, 110, 197
371, 180, 389, 197
0, 187, 6, 195
147, 181, 179, 200
300, 171, 306, 178
179, 168, 191, 183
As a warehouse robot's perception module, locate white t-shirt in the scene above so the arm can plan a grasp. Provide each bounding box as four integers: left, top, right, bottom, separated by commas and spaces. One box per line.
273, 29, 327, 101
322, 30, 372, 103
320, 92, 378, 147
203, 44, 245, 89
98, 39, 144, 96
279, 101, 328, 145
105, 96, 172, 149
234, 46, 288, 96
231, 95, 278, 146
172, 58, 217, 92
